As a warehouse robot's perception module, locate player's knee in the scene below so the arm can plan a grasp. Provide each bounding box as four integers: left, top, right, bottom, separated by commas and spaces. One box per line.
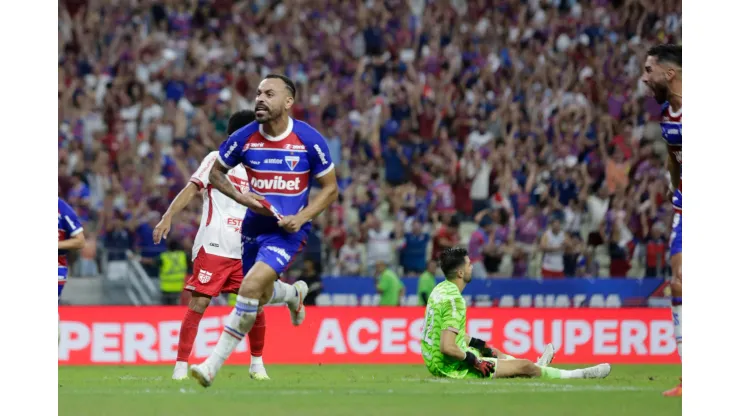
670, 254, 682, 278
258, 289, 272, 305
670, 279, 682, 297
189, 293, 211, 313
520, 360, 539, 377
238, 279, 263, 299
240, 262, 279, 302
673, 266, 682, 284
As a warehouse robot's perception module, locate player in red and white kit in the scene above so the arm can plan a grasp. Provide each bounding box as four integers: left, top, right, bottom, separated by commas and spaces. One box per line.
153, 110, 271, 381
642, 44, 682, 397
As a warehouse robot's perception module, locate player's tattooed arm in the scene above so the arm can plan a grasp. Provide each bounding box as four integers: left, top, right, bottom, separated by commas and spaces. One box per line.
208, 162, 265, 210
209, 162, 239, 200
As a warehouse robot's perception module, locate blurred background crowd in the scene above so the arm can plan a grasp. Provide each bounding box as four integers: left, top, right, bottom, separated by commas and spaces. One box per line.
58, 0, 682, 290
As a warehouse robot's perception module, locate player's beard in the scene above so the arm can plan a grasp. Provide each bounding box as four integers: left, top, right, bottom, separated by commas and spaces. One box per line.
255, 105, 272, 124
652, 81, 669, 104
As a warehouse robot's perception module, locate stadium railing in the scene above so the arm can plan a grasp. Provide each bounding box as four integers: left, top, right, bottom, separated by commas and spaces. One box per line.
98, 248, 158, 305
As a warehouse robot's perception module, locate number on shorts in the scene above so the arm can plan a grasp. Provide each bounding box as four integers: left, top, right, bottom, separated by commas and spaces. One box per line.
421, 309, 435, 345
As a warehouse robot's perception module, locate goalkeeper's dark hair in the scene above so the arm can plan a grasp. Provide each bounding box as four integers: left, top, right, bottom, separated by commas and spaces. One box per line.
439, 247, 468, 280
265, 74, 297, 98
647, 44, 682, 68
227, 110, 255, 135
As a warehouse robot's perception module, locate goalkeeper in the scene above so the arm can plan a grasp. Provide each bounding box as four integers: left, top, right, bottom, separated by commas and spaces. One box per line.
420, 247, 612, 380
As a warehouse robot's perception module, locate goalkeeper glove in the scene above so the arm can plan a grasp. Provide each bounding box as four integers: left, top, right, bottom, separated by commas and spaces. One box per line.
464, 351, 494, 377
469, 337, 495, 358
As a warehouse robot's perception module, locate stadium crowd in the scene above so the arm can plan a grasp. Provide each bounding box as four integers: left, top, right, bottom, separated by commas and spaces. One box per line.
58, 0, 682, 285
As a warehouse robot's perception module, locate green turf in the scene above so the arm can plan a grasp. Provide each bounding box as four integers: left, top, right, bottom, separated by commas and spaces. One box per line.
59, 364, 681, 416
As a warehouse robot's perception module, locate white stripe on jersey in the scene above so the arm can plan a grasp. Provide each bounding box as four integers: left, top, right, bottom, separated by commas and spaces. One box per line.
315, 163, 335, 178
255, 188, 310, 197
245, 168, 310, 175
247, 148, 308, 153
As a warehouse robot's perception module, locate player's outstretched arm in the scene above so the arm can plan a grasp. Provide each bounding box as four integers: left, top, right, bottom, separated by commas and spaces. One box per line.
153, 182, 199, 244
58, 232, 85, 250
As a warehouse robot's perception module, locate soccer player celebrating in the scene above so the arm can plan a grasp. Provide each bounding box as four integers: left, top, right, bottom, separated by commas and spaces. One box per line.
153, 110, 271, 381
59, 197, 85, 341
190, 74, 339, 387
642, 43, 682, 397
420, 247, 611, 381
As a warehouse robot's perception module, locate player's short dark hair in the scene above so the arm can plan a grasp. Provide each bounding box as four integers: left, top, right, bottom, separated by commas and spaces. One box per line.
439, 247, 468, 279
265, 74, 297, 98
227, 110, 255, 135
647, 44, 682, 68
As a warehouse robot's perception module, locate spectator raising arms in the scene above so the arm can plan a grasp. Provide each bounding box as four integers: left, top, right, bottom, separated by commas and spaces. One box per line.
58, 0, 680, 283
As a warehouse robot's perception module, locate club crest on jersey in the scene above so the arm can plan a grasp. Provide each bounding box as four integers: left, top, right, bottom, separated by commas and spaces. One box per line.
198, 270, 213, 284
285, 155, 300, 170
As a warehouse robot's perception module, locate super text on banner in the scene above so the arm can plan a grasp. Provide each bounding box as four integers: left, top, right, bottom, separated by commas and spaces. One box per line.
59, 307, 679, 366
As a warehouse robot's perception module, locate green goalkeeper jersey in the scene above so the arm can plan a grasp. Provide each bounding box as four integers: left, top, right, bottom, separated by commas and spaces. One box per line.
420, 280, 475, 378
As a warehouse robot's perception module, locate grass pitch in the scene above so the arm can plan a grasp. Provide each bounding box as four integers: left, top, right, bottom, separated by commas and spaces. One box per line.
59, 364, 681, 416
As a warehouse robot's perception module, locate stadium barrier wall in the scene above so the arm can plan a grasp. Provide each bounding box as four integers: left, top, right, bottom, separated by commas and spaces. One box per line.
316, 277, 670, 307
58, 306, 679, 365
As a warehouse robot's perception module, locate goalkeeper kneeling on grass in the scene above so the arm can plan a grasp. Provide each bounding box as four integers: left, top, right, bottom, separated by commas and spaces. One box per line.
420, 247, 612, 380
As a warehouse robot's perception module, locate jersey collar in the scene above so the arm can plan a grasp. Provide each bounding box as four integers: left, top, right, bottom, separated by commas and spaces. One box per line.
259, 117, 294, 142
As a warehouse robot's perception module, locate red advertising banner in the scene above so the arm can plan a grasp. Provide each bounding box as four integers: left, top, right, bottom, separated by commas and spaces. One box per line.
58, 306, 679, 365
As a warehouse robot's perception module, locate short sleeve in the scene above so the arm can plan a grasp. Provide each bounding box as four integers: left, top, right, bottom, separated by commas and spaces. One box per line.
218, 133, 247, 169
440, 296, 465, 333
59, 199, 84, 237
296, 121, 334, 178
190, 152, 219, 189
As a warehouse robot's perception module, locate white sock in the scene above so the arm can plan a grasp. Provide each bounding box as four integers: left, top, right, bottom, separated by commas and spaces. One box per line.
204, 296, 259, 373
250, 355, 264, 367
538, 365, 584, 379
559, 369, 585, 379
672, 304, 682, 361
267, 281, 297, 305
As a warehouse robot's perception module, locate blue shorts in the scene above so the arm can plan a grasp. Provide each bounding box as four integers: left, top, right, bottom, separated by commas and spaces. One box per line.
241, 230, 307, 277
58, 266, 68, 301
670, 212, 682, 258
